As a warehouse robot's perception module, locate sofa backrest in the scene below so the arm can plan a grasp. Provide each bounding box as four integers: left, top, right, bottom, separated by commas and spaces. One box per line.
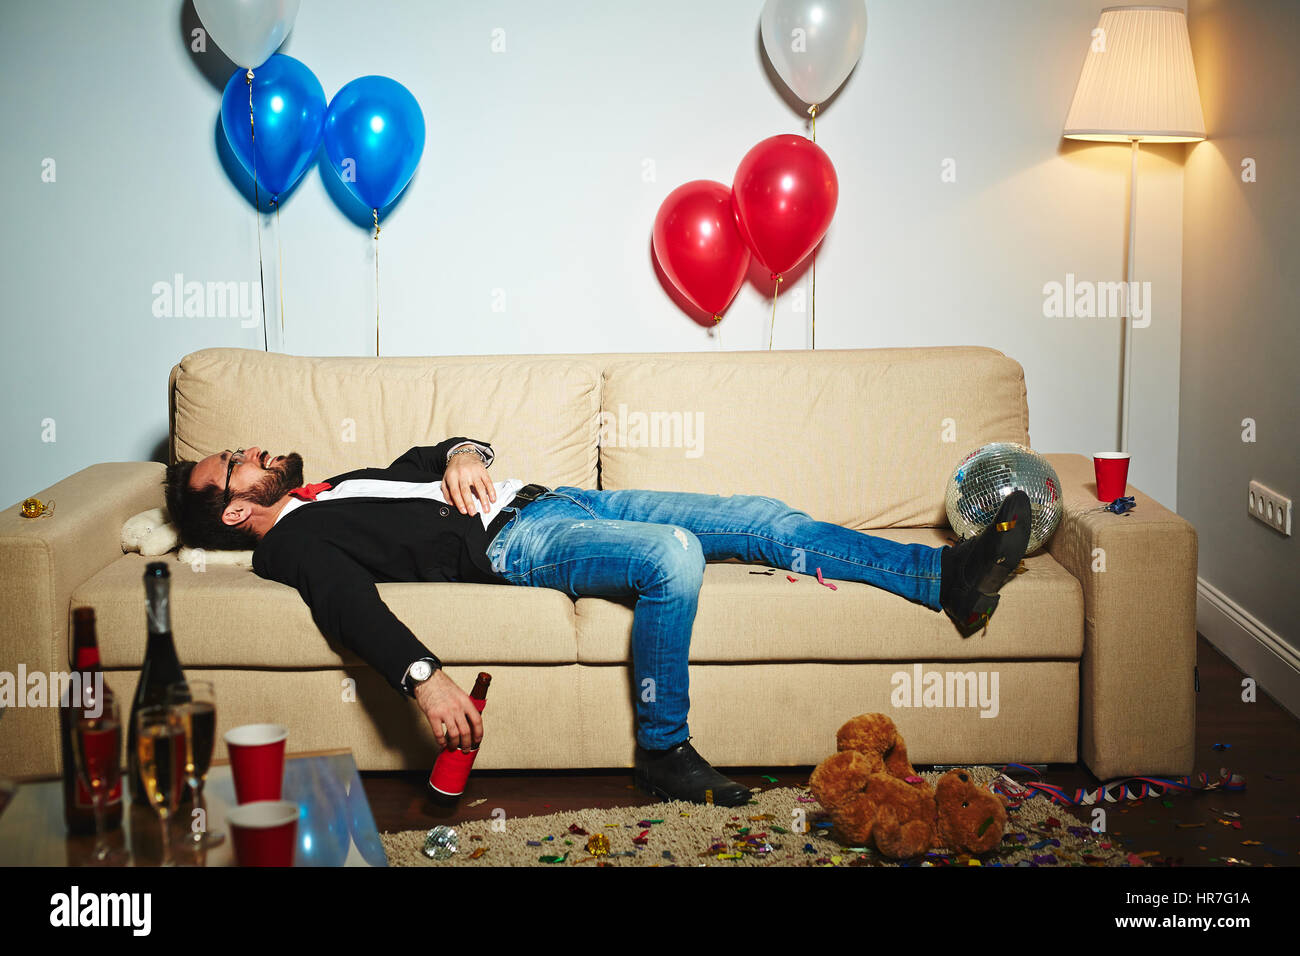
597, 347, 1029, 529
169, 345, 1029, 529
169, 350, 603, 490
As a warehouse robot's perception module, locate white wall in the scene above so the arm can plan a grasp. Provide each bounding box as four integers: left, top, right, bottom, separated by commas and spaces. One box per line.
1, 0, 1189, 511
1182, 0, 1299, 651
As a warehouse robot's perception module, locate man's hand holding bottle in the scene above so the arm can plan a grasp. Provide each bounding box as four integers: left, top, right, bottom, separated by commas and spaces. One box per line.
414, 670, 484, 753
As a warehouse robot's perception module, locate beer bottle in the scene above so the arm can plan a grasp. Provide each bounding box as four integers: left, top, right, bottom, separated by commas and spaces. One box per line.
60, 608, 123, 834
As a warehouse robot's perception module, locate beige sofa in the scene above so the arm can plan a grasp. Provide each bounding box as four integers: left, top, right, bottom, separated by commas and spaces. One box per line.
0, 346, 1198, 783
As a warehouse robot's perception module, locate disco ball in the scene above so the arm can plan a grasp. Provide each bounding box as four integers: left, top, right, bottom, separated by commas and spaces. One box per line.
944, 442, 1063, 554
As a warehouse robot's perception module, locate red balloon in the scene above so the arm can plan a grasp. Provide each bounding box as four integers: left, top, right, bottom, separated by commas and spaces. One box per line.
653, 180, 752, 318
732, 134, 838, 276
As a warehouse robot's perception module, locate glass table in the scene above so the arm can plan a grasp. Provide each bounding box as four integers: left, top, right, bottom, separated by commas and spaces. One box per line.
0, 748, 387, 867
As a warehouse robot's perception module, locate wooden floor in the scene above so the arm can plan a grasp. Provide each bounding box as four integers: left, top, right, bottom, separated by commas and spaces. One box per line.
362, 634, 1300, 865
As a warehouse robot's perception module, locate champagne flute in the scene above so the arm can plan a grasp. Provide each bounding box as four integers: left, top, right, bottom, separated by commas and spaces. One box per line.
71, 695, 127, 866
165, 680, 224, 848
135, 705, 186, 867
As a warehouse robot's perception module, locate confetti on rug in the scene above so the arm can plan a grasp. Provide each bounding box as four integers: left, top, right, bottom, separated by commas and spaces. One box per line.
381, 766, 1137, 867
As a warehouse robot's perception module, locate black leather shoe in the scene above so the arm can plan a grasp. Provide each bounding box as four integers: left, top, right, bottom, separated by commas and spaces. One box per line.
941, 489, 1032, 637
634, 738, 753, 807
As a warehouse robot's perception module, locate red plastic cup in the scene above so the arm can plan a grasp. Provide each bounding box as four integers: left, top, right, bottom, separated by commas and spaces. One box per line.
224, 723, 288, 804
428, 696, 487, 798
227, 800, 299, 867
1093, 452, 1131, 502
429, 747, 480, 797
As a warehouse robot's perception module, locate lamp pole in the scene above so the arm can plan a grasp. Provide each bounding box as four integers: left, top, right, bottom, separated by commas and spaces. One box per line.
1120, 137, 1139, 454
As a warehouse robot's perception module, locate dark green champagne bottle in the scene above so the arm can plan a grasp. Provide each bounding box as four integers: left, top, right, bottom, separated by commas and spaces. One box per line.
127, 562, 190, 805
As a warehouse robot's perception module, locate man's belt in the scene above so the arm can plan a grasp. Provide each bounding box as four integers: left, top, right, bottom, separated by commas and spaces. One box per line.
484, 483, 551, 541
512, 482, 550, 506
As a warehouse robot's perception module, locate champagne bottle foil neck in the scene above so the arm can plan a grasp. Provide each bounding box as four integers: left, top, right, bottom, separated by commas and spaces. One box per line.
144, 579, 171, 635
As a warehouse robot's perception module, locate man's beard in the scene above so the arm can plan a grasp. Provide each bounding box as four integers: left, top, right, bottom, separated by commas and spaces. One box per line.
237, 453, 305, 506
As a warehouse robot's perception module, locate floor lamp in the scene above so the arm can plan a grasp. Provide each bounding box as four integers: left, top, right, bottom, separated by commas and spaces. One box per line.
1063, 5, 1206, 453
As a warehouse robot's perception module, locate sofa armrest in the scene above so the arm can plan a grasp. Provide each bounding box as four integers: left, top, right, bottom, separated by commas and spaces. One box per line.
1042, 453, 1198, 780
0, 462, 165, 777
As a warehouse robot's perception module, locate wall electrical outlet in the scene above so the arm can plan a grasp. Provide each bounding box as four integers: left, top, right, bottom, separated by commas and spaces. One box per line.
1248, 480, 1291, 536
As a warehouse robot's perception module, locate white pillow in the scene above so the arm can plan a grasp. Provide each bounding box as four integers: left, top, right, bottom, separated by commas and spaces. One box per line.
121, 508, 254, 568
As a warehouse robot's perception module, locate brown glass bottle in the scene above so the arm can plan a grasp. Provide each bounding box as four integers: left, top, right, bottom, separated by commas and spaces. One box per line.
60, 608, 123, 834
467, 673, 492, 730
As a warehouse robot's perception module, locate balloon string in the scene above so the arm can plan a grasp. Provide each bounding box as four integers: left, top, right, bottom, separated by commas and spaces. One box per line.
769, 275, 783, 350
373, 209, 381, 356
248, 69, 268, 352
274, 199, 285, 349
807, 103, 818, 350
713, 314, 722, 350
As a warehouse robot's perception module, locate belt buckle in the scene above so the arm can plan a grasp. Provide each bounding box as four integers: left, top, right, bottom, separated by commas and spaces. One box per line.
514, 483, 549, 505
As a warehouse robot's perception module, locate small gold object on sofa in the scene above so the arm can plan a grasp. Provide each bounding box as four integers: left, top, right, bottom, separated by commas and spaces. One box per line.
20, 497, 54, 519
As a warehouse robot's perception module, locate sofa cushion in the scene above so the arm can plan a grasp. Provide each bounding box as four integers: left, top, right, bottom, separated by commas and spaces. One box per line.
75, 530, 1080, 671
574, 528, 1083, 663
598, 346, 1030, 529
169, 348, 601, 488
74, 554, 579, 669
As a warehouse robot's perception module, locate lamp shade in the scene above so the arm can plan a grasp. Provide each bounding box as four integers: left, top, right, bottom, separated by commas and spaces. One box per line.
1063, 5, 1206, 143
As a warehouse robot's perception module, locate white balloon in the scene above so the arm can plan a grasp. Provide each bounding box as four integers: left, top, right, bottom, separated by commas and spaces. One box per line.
760, 0, 868, 107
193, 0, 302, 71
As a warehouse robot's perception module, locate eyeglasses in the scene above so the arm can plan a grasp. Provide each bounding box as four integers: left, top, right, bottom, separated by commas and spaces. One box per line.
222, 450, 245, 503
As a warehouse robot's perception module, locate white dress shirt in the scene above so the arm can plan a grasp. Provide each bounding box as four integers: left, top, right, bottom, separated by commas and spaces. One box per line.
272, 441, 522, 530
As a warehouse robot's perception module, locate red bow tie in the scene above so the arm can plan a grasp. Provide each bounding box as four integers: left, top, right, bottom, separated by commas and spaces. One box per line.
289, 481, 333, 502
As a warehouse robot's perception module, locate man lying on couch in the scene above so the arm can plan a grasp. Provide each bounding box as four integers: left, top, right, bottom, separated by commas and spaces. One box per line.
164, 437, 1031, 807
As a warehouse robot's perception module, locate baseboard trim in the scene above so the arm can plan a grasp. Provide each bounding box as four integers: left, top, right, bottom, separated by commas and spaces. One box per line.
1197, 577, 1300, 720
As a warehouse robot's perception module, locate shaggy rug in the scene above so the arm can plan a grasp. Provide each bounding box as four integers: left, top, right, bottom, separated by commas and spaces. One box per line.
381, 766, 1138, 867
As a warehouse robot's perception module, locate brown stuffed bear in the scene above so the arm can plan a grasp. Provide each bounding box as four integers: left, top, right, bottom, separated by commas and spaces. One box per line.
807, 713, 1009, 859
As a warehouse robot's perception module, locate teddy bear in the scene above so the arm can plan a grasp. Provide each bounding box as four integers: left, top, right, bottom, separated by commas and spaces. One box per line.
120, 508, 180, 556
120, 508, 255, 568
807, 713, 1008, 859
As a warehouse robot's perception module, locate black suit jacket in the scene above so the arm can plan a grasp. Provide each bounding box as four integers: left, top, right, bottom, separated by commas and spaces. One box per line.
252, 436, 512, 695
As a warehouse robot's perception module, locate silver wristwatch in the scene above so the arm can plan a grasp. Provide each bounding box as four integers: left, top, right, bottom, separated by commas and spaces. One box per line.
403, 656, 442, 697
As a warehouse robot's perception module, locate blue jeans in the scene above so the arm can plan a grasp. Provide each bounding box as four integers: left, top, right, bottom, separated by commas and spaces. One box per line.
485, 487, 945, 750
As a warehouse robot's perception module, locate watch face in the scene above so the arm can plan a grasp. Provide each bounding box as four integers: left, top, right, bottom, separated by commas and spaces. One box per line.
410, 661, 433, 683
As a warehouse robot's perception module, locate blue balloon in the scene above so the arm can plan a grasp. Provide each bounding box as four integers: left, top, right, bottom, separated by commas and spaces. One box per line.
221, 54, 325, 201
323, 75, 425, 213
